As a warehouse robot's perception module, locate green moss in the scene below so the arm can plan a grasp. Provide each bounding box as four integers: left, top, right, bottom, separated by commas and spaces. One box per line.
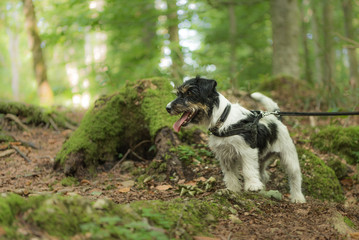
343, 216, 357, 229
0, 101, 76, 129
0, 132, 14, 142
298, 148, 344, 202
311, 126, 359, 164
327, 158, 348, 180
55, 78, 177, 175
61, 177, 79, 186
0, 193, 25, 225
0, 190, 283, 239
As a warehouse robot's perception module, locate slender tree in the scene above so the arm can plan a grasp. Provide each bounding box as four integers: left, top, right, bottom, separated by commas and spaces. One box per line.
300, 0, 312, 83
310, 1, 323, 84
341, 0, 358, 88
228, 1, 237, 88
22, 0, 53, 105
322, 0, 335, 90
270, 0, 301, 78
166, 0, 184, 86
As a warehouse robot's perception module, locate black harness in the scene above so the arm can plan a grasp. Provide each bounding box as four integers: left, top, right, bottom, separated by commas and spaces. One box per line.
208, 105, 265, 148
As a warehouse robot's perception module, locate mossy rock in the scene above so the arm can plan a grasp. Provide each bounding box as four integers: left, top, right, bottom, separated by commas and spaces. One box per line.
0, 101, 76, 129
298, 148, 344, 202
311, 126, 359, 164
54, 78, 178, 176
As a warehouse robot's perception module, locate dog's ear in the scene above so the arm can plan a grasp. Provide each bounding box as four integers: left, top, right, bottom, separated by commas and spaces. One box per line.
201, 79, 217, 94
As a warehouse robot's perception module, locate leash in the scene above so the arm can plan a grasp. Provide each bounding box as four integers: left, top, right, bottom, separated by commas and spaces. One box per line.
209, 106, 359, 139
270, 111, 359, 117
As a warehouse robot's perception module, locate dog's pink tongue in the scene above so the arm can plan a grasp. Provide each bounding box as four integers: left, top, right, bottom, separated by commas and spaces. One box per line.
173, 112, 190, 132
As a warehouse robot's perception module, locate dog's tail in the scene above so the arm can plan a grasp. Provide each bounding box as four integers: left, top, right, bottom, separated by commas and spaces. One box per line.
250, 92, 280, 112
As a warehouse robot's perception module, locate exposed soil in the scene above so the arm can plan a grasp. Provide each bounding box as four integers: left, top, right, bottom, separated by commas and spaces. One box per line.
1, 107, 359, 239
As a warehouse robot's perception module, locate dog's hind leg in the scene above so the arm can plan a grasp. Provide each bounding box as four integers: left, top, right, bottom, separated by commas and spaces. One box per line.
279, 145, 306, 203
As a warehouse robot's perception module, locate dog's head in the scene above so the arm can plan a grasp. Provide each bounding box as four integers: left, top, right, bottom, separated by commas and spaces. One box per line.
166, 76, 219, 132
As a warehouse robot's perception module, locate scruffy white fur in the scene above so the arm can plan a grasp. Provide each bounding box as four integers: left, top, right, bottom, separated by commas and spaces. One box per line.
207, 93, 306, 203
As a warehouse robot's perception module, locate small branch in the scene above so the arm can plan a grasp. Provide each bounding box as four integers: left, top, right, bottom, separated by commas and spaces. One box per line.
334, 32, 359, 48
10, 145, 31, 163
48, 117, 59, 131
110, 140, 151, 171
5, 113, 30, 131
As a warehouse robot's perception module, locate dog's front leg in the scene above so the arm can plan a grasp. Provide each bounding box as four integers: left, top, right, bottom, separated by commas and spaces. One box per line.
219, 157, 242, 193
241, 148, 264, 192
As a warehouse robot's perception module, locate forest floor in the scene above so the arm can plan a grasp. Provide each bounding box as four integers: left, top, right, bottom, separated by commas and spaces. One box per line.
1, 98, 359, 239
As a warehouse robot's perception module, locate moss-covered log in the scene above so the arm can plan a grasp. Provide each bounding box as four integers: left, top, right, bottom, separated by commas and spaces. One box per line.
0, 101, 76, 129
54, 78, 185, 177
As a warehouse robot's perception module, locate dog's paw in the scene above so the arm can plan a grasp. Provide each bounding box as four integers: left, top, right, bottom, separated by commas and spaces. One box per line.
244, 181, 264, 192
290, 193, 306, 203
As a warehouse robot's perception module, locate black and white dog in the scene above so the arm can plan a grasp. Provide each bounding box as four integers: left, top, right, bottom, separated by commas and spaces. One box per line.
166, 76, 306, 203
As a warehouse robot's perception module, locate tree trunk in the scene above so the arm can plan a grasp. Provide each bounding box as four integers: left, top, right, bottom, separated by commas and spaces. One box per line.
310, 1, 323, 85
300, 0, 312, 83
228, 1, 238, 88
322, 0, 335, 91
22, 0, 54, 105
270, 0, 301, 78
7, 28, 20, 101
166, 0, 183, 86
342, 0, 359, 88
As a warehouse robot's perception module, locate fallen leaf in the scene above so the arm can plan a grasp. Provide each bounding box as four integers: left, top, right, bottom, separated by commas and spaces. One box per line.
194, 177, 206, 182
0, 149, 15, 158
0, 226, 5, 236
156, 185, 172, 191
193, 236, 220, 240
91, 191, 103, 196
178, 179, 186, 184
118, 187, 131, 193
0, 143, 9, 150
349, 232, 359, 239
183, 181, 197, 186
120, 180, 135, 187
81, 179, 91, 185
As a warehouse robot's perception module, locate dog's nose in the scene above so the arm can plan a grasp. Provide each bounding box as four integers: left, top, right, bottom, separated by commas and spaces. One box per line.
166, 105, 171, 113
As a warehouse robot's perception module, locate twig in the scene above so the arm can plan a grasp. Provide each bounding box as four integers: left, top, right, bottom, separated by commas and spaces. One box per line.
48, 117, 59, 131
10, 145, 31, 163
110, 140, 151, 171
110, 149, 131, 171
5, 114, 30, 131
334, 32, 359, 48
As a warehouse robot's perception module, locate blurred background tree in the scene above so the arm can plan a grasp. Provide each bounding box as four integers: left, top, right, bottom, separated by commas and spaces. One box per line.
0, 0, 358, 109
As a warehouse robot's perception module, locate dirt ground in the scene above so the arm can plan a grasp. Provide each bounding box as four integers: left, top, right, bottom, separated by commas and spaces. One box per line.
1, 112, 359, 239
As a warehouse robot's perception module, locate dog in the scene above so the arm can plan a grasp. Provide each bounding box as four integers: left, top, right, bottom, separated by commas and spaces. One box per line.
166, 76, 306, 203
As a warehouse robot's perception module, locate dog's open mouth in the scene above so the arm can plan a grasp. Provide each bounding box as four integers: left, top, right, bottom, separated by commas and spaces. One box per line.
173, 110, 197, 132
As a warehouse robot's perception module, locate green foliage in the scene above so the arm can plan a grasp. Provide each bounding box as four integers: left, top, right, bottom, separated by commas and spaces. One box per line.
311, 126, 359, 164
60, 177, 79, 187
171, 144, 214, 166
298, 148, 344, 202
0, 193, 232, 239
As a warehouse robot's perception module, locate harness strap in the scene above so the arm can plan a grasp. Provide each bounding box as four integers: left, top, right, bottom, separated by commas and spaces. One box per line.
209, 109, 264, 149
208, 104, 231, 135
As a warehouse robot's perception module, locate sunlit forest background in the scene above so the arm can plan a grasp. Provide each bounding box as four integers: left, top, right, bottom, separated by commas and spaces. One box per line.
1, 0, 358, 109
